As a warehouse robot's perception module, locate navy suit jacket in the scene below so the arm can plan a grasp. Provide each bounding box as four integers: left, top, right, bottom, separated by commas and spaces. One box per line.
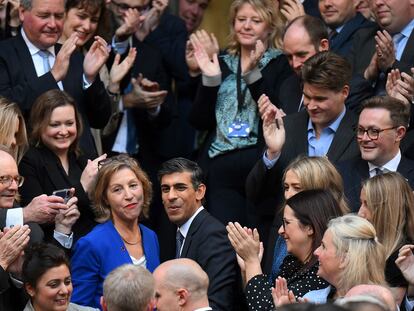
338, 155, 414, 212
71, 221, 160, 309
0, 33, 111, 158
179, 209, 238, 311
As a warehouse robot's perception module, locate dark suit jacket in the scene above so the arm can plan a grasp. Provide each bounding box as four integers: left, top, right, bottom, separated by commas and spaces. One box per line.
246, 109, 360, 217
180, 209, 238, 311
337, 155, 414, 212
0, 33, 111, 158
18, 146, 96, 241
329, 13, 375, 57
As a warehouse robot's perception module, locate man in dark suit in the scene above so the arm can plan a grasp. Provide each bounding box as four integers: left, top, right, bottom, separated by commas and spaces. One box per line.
158, 158, 237, 311
339, 96, 414, 211
0, 0, 111, 158
319, 0, 374, 57
348, 0, 414, 95
246, 52, 360, 256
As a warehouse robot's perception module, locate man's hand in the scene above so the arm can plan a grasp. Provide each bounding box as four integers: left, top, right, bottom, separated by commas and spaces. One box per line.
81, 154, 107, 196
52, 33, 78, 82
115, 8, 144, 41
8, 0, 21, 27
396, 244, 414, 285
0, 225, 30, 271
23, 194, 67, 224
84, 36, 110, 83
108, 48, 137, 94
259, 94, 286, 160
123, 74, 167, 110
280, 0, 305, 23
135, 0, 168, 41
386, 68, 414, 105
55, 195, 80, 235
375, 30, 395, 72
364, 51, 379, 81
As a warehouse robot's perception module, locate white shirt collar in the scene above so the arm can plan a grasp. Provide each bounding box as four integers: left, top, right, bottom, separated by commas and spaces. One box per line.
368, 150, 401, 175
20, 28, 55, 57
178, 206, 204, 238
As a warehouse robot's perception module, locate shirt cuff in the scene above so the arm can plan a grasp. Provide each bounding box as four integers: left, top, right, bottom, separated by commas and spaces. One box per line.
82, 74, 93, 89
112, 36, 130, 55
53, 230, 74, 249
5, 208, 23, 228
243, 66, 262, 85
262, 151, 280, 169
202, 73, 222, 87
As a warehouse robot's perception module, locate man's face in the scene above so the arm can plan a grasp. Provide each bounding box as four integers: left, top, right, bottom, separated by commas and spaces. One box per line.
153, 268, 180, 311
19, 0, 65, 50
0, 152, 19, 209
371, 0, 413, 33
357, 107, 404, 166
179, 0, 209, 33
303, 83, 348, 130
283, 23, 327, 76
160, 172, 205, 226
319, 0, 356, 28
109, 0, 150, 26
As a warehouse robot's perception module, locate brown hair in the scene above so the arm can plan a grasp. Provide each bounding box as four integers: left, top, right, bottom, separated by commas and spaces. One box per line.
29, 90, 83, 155
361, 96, 410, 128
93, 155, 153, 221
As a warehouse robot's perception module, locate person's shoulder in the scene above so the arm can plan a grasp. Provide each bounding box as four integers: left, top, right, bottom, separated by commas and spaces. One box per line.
139, 223, 158, 237
68, 302, 100, 311
195, 210, 226, 233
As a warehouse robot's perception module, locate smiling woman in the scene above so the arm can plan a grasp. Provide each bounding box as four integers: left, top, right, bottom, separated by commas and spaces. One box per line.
22, 243, 99, 311
70, 155, 160, 309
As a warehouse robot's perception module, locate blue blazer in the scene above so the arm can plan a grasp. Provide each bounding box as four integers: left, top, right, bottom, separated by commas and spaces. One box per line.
70, 221, 160, 308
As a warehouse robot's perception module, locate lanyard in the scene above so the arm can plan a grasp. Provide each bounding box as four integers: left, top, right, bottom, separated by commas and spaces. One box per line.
236, 56, 248, 113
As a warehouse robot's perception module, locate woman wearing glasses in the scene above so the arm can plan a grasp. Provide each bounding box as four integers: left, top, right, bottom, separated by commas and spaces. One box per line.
227, 189, 344, 310
358, 172, 414, 305
19, 89, 106, 241
70, 155, 159, 309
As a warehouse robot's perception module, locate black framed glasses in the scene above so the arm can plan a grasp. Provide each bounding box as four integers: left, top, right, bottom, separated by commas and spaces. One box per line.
111, 0, 150, 13
281, 217, 299, 231
355, 126, 397, 140
0, 175, 24, 187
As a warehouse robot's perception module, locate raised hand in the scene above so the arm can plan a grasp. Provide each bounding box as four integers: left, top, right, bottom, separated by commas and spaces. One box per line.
108, 48, 137, 94
364, 52, 379, 81
55, 192, 80, 235
187, 30, 219, 76
0, 225, 30, 271
84, 36, 110, 83
280, 0, 305, 23
135, 0, 167, 41
244, 40, 265, 73
81, 153, 107, 196
52, 33, 78, 82
115, 8, 144, 40
386, 68, 414, 105
375, 30, 395, 72
271, 277, 297, 307
395, 244, 414, 285
259, 95, 286, 160
193, 40, 220, 77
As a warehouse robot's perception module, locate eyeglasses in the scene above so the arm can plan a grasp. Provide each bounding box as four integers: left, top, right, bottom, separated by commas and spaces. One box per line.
281, 217, 299, 231
355, 126, 397, 140
111, 0, 150, 13
98, 154, 133, 170
0, 175, 24, 187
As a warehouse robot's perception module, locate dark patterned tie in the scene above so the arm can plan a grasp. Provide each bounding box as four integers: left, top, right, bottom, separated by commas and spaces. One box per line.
175, 229, 184, 258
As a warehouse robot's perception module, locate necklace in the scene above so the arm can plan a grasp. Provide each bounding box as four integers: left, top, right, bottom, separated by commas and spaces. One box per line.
121, 236, 140, 245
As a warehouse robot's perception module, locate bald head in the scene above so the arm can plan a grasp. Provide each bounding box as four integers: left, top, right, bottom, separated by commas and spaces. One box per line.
0, 148, 19, 209
345, 285, 397, 311
153, 258, 209, 311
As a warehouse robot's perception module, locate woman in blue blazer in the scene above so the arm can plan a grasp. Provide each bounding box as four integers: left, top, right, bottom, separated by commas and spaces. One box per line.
71, 155, 160, 309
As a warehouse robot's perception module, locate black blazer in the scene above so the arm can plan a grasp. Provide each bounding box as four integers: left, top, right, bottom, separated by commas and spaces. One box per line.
337, 155, 414, 212
18, 146, 96, 241
180, 209, 238, 311
0, 33, 111, 158
246, 109, 360, 217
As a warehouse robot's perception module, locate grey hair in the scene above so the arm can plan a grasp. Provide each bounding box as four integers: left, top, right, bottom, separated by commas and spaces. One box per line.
20, 0, 67, 10
103, 264, 154, 311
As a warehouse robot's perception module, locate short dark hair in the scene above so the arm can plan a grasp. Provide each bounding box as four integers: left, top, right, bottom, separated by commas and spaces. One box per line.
284, 15, 328, 51
285, 189, 344, 267
301, 51, 352, 92
361, 96, 410, 128
22, 243, 70, 288
158, 157, 204, 190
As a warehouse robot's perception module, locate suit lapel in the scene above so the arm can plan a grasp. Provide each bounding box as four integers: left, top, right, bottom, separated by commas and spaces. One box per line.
401, 29, 414, 64
40, 148, 71, 193
14, 34, 39, 84
180, 209, 207, 257
357, 158, 370, 180
327, 111, 357, 162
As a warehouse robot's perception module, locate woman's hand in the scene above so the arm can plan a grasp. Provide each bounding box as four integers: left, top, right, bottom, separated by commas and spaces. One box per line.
272, 277, 297, 307
386, 68, 414, 106
280, 0, 305, 23
227, 222, 261, 262
81, 154, 107, 196
396, 244, 414, 285
191, 33, 221, 77
55, 192, 80, 235
108, 48, 137, 94
244, 40, 265, 73
186, 30, 219, 76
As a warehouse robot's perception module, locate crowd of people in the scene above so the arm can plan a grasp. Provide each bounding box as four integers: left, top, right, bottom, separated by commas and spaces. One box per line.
0, 0, 414, 310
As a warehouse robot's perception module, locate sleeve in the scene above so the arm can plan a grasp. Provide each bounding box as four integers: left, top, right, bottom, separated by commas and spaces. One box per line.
18, 151, 46, 207
245, 274, 275, 311
197, 226, 237, 311
83, 77, 112, 129
386, 250, 409, 288
71, 237, 102, 308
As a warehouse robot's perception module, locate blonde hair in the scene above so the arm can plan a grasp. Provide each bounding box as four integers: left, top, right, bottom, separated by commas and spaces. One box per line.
93, 155, 152, 222
363, 172, 414, 258
284, 156, 349, 214
328, 215, 386, 293
0, 97, 28, 163
227, 0, 283, 54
